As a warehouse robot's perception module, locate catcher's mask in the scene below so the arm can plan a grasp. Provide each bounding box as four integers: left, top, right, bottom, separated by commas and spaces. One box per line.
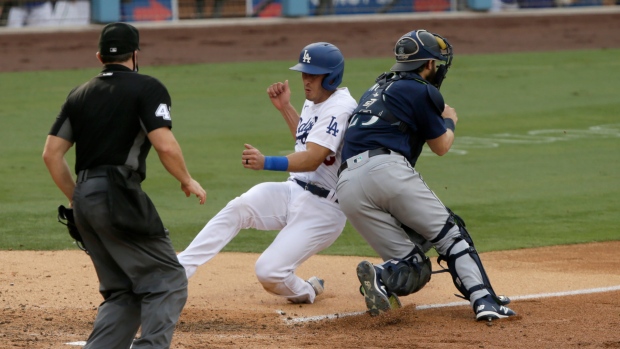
391, 30, 453, 89
289, 42, 345, 91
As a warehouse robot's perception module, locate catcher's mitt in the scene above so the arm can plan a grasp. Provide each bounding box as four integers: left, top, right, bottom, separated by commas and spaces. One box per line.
58, 205, 87, 253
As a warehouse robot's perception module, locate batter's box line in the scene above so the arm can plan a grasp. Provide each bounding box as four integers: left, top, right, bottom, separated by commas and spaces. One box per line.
279, 285, 620, 324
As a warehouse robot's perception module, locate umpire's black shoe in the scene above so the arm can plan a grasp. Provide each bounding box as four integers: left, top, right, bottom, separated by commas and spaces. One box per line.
357, 261, 401, 316
474, 294, 516, 321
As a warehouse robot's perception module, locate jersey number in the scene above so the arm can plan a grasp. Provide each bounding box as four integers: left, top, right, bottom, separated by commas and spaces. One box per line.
349, 114, 379, 128
155, 104, 171, 120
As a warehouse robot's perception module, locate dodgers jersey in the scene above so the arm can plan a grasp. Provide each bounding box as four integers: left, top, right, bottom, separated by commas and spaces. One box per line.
289, 87, 357, 191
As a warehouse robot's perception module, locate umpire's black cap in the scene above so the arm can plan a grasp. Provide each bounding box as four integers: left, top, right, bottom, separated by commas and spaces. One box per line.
98, 22, 140, 56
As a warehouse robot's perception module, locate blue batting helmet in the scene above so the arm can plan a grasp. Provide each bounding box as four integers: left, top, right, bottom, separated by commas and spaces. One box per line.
391, 29, 453, 72
289, 42, 344, 91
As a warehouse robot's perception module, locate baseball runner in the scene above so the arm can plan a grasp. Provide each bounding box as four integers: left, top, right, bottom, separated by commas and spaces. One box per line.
335, 30, 517, 321
177, 42, 357, 303
42, 23, 206, 348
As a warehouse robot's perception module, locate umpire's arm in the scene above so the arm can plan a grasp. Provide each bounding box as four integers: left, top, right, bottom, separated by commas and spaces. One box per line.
42, 135, 75, 204
148, 127, 207, 204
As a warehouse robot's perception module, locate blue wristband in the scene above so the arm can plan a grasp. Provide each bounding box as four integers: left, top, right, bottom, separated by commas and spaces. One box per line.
444, 118, 456, 132
264, 156, 289, 171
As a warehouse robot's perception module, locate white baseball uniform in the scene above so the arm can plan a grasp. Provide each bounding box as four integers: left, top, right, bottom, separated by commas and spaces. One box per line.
178, 87, 357, 303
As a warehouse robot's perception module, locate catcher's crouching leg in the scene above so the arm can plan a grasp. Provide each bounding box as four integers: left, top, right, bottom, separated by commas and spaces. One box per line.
434, 210, 516, 320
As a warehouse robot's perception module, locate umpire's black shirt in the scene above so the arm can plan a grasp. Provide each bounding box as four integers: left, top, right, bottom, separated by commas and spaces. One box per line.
49, 64, 173, 181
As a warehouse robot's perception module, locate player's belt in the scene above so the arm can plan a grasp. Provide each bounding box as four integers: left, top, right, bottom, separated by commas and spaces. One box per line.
293, 179, 332, 200
337, 148, 391, 177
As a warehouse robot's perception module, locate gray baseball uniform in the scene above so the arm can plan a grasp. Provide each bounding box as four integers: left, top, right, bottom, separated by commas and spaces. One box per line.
336, 30, 516, 321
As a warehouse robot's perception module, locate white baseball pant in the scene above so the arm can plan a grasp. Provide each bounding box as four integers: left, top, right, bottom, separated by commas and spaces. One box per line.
178, 180, 345, 303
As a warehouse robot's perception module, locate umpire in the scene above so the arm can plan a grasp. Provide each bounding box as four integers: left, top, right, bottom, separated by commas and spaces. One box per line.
42, 23, 206, 348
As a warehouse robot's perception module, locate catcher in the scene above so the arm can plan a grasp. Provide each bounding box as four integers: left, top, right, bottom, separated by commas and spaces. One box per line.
335, 29, 517, 321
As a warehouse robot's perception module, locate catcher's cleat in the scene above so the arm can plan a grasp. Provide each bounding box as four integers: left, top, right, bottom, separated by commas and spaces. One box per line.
359, 285, 402, 310
388, 293, 402, 310
357, 261, 400, 316
474, 294, 516, 321
496, 295, 511, 306
307, 276, 325, 296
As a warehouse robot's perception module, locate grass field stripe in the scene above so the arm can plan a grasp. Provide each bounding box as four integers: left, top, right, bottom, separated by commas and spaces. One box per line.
419, 122, 620, 156
281, 284, 620, 324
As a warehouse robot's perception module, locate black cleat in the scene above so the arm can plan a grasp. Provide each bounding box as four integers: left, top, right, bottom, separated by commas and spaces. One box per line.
474, 294, 516, 321
357, 261, 401, 316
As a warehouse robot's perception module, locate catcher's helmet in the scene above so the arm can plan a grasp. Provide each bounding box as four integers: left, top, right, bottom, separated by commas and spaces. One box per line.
290, 42, 344, 91
391, 30, 452, 71
391, 29, 453, 89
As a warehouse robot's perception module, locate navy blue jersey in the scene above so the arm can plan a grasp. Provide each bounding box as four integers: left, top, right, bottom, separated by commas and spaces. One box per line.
342, 73, 447, 167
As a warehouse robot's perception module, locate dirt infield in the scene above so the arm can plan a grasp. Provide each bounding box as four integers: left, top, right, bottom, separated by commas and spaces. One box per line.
1, 9, 620, 349
2, 243, 620, 348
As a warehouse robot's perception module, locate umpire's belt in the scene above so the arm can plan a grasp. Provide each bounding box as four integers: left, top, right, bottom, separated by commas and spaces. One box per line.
77, 165, 132, 183
337, 148, 391, 177
293, 178, 334, 201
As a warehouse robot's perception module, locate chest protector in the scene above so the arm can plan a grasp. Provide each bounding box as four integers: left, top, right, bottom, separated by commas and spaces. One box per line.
351, 72, 428, 134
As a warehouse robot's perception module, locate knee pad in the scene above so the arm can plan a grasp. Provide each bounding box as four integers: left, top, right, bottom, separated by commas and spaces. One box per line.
379, 245, 432, 297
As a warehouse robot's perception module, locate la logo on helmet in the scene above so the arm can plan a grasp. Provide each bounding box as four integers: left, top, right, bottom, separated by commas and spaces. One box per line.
302, 50, 311, 63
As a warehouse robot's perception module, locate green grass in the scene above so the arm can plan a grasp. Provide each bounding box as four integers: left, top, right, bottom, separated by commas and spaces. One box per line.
0, 48, 618, 257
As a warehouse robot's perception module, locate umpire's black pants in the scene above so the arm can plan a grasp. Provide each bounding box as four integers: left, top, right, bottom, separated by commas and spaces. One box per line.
73, 175, 188, 349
